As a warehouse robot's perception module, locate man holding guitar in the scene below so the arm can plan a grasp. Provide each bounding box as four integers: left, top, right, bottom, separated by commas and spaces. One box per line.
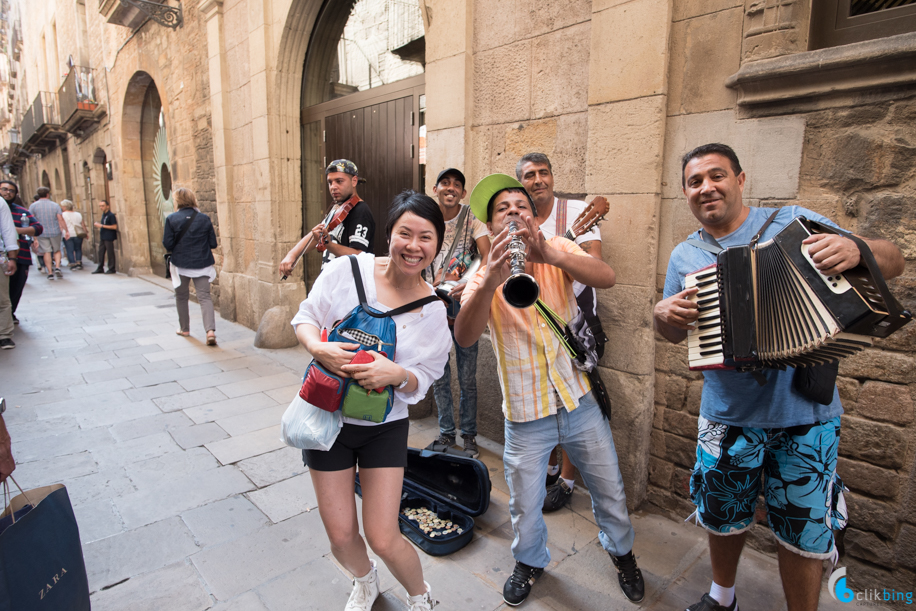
517, 152, 610, 513
279, 159, 376, 278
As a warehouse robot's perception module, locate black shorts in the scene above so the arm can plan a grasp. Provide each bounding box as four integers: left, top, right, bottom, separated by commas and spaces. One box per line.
303, 418, 410, 472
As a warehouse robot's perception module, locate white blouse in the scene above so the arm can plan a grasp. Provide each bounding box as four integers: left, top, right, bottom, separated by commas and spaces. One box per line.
291, 253, 452, 426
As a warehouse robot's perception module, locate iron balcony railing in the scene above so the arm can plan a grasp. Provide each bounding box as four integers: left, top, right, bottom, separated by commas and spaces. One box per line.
21, 91, 60, 148
59, 66, 98, 132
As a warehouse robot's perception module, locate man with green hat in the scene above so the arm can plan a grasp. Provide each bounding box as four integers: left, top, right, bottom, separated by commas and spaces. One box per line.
279, 159, 375, 276
454, 174, 644, 607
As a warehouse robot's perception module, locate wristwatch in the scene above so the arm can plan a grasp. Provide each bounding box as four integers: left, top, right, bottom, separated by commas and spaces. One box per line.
397, 372, 410, 390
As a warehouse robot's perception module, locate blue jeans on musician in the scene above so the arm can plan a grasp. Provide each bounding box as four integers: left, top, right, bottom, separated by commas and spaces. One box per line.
63, 236, 82, 265
432, 327, 478, 437
503, 391, 635, 568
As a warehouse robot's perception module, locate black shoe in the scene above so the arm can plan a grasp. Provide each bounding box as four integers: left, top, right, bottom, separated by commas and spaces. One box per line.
424, 434, 455, 453
542, 480, 573, 513
545, 469, 560, 487
503, 561, 543, 606
105, 269, 117, 274
611, 551, 645, 603
91, 268, 104, 274
0, 338, 15, 350
462, 435, 479, 458
687, 593, 738, 611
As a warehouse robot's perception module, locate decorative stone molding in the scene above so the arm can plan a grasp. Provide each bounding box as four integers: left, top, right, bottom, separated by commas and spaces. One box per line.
198, 0, 223, 20
726, 32, 916, 107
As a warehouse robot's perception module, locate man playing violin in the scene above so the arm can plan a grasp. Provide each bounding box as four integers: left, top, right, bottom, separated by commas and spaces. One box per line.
279, 159, 376, 277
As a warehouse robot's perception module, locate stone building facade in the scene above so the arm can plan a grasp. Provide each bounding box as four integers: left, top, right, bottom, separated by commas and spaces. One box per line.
6, 0, 915, 587
9, 0, 217, 301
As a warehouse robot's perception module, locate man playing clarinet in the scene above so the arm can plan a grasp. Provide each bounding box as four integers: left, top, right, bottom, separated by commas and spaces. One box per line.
654, 143, 905, 611
454, 173, 644, 607
279, 159, 375, 276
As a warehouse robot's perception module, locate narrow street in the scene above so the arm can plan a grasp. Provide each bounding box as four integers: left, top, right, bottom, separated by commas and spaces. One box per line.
2, 270, 856, 610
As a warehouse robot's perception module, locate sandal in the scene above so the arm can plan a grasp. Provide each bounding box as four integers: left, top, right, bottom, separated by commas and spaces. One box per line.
206, 331, 217, 346
176, 330, 190, 337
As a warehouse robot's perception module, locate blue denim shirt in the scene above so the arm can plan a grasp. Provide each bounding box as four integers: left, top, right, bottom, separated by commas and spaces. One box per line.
162, 209, 217, 269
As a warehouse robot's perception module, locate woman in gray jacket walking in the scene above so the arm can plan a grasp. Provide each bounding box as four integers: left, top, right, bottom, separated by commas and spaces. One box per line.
162, 187, 218, 345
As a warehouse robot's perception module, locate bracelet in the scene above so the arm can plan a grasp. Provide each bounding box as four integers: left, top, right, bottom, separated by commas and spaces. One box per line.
397, 371, 410, 390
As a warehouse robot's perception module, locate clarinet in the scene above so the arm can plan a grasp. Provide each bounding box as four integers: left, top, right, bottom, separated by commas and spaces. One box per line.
502, 221, 539, 308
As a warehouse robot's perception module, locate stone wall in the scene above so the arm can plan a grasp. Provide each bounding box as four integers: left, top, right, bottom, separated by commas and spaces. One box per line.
649, 0, 916, 583
14, 0, 216, 291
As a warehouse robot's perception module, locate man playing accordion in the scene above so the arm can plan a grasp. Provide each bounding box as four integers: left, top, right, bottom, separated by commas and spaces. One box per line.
654, 143, 905, 611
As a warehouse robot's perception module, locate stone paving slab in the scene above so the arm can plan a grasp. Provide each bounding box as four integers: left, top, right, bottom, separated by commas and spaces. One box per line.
83, 516, 200, 592
115, 465, 255, 529
246, 473, 317, 523
171, 422, 230, 449
180, 495, 270, 549
236, 447, 307, 488
205, 425, 286, 465
88, 561, 213, 611
191, 510, 330, 601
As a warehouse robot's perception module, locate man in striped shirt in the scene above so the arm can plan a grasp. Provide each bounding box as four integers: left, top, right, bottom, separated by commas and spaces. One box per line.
455, 174, 643, 607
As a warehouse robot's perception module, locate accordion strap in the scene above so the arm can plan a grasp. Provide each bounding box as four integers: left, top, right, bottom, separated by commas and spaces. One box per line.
805, 219, 905, 320
689, 209, 781, 255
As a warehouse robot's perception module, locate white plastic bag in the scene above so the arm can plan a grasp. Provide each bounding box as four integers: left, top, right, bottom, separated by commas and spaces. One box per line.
280, 394, 342, 451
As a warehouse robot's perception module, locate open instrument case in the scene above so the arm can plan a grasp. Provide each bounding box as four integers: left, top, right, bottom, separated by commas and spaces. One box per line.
355, 447, 491, 556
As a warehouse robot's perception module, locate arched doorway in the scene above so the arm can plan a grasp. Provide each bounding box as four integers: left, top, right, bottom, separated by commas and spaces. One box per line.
299, 0, 426, 287
140, 83, 173, 277
41, 170, 51, 190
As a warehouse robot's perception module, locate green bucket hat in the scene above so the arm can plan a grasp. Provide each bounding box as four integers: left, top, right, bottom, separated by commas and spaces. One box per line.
468, 173, 528, 223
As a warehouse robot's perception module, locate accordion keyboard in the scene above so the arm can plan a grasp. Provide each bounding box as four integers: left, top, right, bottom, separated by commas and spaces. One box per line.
685, 266, 726, 369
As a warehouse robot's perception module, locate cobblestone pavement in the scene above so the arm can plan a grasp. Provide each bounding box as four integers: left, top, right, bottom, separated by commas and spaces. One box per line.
1, 269, 861, 610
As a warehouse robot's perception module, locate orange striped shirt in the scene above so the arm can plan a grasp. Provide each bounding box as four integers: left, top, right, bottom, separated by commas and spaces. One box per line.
461, 237, 592, 423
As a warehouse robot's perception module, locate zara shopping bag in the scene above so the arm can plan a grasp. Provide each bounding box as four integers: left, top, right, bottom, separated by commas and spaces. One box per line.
0, 479, 91, 611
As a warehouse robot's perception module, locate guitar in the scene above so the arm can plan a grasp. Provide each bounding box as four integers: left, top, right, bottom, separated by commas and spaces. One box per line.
280, 194, 362, 280
564, 196, 610, 241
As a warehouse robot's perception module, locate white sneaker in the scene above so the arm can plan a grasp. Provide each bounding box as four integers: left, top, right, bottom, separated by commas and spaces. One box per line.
345, 560, 379, 611
406, 582, 437, 610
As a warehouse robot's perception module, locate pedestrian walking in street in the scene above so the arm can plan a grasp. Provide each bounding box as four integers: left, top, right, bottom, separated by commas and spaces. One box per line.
61, 200, 86, 270
1, 181, 43, 325
291, 191, 451, 611
29, 187, 68, 280
162, 188, 218, 345
92, 200, 118, 274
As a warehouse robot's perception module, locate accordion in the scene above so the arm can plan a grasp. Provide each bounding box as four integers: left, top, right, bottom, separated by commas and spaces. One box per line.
686, 217, 911, 372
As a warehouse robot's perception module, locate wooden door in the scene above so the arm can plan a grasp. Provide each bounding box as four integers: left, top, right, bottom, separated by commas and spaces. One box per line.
324, 95, 414, 256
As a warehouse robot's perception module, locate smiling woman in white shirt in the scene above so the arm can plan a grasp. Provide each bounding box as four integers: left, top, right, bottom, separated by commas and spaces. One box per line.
291, 190, 451, 611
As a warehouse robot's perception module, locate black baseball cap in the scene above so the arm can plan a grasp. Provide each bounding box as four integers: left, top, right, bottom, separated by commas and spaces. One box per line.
435, 168, 466, 188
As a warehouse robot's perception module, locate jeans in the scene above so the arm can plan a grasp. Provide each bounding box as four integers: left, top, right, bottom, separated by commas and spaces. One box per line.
8, 263, 28, 314
63, 237, 83, 264
431, 326, 478, 437
175, 275, 215, 332
503, 391, 635, 568
0, 270, 11, 340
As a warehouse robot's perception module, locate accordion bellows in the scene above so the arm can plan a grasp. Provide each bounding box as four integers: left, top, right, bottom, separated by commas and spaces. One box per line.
686, 217, 912, 371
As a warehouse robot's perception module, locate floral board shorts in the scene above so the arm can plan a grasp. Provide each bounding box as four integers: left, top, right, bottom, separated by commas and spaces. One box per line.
690, 416, 847, 558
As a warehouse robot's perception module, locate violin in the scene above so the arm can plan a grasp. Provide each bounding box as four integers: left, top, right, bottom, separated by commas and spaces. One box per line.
317, 193, 361, 251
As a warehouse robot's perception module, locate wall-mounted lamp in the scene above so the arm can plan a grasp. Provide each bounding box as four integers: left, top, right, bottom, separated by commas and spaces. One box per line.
106, 161, 113, 180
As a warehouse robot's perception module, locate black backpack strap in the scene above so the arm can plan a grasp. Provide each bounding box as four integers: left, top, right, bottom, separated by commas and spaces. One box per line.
347, 255, 440, 318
